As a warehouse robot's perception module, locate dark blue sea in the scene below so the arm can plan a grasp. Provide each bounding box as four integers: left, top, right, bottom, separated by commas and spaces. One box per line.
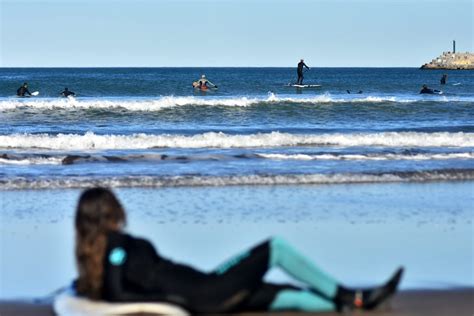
0, 68, 473, 188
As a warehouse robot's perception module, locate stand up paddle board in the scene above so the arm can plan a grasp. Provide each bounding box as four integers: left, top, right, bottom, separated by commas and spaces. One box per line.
287, 84, 321, 88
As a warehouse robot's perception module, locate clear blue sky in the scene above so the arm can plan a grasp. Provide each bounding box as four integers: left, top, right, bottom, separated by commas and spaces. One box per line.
0, 0, 472, 67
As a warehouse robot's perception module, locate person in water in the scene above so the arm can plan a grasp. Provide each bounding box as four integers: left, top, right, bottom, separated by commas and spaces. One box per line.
297, 59, 310, 85
193, 75, 218, 89
16, 82, 32, 97
60, 87, 76, 97
74, 187, 403, 314
440, 74, 447, 85
419, 84, 439, 94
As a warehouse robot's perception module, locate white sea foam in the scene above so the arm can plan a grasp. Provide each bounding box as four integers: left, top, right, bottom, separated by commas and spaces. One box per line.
258, 152, 474, 161
0, 96, 261, 111
1, 170, 472, 190
1, 131, 473, 150
0, 93, 470, 111
0, 157, 63, 165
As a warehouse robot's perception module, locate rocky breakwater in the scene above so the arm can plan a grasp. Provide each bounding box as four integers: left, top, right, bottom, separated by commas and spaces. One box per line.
421, 51, 474, 70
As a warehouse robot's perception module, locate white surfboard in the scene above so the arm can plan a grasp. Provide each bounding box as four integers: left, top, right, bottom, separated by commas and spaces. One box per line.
16, 91, 39, 98
54, 290, 189, 316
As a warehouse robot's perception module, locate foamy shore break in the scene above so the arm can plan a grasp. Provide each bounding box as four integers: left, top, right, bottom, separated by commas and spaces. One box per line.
0, 289, 473, 316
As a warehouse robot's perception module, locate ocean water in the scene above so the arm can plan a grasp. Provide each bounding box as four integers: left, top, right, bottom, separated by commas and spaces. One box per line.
0, 68, 473, 298
1, 68, 473, 188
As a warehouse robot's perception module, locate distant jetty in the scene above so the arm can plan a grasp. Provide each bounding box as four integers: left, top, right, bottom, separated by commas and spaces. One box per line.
421, 40, 474, 70
421, 52, 474, 70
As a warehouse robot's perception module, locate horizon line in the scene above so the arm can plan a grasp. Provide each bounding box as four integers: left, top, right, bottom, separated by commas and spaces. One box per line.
0, 66, 426, 69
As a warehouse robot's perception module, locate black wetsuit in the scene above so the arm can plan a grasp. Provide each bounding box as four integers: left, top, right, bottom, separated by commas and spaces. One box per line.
297, 61, 309, 84
420, 87, 438, 94
101, 232, 295, 314
16, 86, 31, 97
61, 90, 75, 97
440, 75, 447, 85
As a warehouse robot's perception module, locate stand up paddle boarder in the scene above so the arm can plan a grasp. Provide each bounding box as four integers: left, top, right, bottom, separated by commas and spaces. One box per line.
297, 59, 310, 85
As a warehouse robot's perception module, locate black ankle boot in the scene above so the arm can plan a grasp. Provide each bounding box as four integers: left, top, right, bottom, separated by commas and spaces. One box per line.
334, 267, 404, 311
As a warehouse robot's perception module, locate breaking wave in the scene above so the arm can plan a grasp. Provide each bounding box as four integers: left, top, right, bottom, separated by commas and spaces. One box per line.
1, 93, 472, 112
1, 131, 473, 150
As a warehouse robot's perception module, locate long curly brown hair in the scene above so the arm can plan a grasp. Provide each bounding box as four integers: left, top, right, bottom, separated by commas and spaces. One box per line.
75, 187, 126, 299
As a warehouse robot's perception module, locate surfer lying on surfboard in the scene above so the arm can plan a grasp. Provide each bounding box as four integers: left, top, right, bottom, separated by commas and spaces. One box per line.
74, 187, 404, 314
193, 74, 218, 90
420, 84, 442, 95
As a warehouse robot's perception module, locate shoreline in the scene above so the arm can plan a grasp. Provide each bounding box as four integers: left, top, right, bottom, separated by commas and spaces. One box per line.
0, 289, 473, 315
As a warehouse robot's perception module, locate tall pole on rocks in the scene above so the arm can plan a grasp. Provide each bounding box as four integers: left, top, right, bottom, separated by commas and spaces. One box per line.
453, 40, 456, 53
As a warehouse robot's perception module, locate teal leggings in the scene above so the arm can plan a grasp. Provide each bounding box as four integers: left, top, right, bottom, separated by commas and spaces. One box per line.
214, 237, 339, 312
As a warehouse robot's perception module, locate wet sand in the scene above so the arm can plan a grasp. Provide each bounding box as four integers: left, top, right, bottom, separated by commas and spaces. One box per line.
0, 289, 472, 316
2, 184, 473, 299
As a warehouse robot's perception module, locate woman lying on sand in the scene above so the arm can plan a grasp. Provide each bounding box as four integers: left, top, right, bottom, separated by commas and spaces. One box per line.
74, 187, 403, 313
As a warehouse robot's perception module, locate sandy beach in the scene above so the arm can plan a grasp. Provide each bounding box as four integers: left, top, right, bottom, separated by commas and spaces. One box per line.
1, 289, 473, 315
